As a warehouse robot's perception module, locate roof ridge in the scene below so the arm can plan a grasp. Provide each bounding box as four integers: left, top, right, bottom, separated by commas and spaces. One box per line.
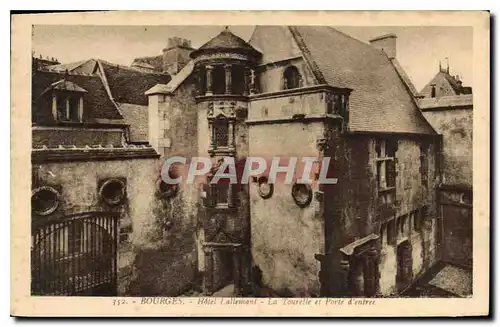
288, 26, 327, 85
96, 59, 125, 120
99, 58, 169, 76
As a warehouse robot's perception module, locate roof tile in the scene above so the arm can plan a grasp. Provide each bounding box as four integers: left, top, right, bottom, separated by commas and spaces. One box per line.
291, 26, 436, 135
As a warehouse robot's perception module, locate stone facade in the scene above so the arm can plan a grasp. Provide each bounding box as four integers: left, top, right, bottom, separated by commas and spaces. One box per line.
420, 91, 473, 267
146, 26, 442, 297
31, 66, 196, 297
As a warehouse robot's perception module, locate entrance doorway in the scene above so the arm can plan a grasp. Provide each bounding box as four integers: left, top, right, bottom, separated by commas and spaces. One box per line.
396, 240, 413, 292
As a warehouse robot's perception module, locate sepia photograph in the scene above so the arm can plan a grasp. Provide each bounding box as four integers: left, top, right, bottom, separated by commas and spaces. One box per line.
10, 10, 489, 317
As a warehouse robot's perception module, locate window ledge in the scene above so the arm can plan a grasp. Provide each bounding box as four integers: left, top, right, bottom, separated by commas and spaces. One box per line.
378, 186, 396, 194
205, 205, 237, 213
376, 157, 395, 162
208, 147, 236, 156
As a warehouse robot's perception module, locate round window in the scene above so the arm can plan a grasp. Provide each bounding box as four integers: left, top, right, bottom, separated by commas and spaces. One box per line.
157, 179, 179, 198
291, 183, 313, 208
31, 186, 60, 216
99, 179, 126, 206
257, 176, 274, 199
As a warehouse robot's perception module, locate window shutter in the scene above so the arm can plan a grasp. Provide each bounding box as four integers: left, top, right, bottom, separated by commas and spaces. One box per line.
203, 183, 216, 208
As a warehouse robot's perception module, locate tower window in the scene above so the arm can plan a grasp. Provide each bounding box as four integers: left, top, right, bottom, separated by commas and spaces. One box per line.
197, 66, 207, 95
212, 119, 229, 148
283, 66, 301, 90
212, 66, 226, 95
231, 65, 246, 95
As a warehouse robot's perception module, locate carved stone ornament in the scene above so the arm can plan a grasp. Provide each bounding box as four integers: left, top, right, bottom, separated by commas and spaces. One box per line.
257, 176, 274, 199
316, 137, 327, 152
207, 102, 214, 117
212, 102, 236, 119
99, 178, 126, 206
31, 186, 60, 216
156, 178, 179, 199
291, 183, 313, 208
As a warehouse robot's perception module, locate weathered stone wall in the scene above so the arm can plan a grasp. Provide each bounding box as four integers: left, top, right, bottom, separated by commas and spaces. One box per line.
32, 156, 198, 296
249, 91, 326, 122
149, 75, 199, 158
256, 57, 316, 94
147, 76, 201, 292
322, 132, 439, 296
248, 120, 325, 296
422, 108, 472, 188
440, 188, 473, 265
375, 137, 439, 296
422, 107, 472, 267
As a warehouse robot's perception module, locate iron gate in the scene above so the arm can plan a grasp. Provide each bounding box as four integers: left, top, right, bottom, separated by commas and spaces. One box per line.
31, 212, 119, 296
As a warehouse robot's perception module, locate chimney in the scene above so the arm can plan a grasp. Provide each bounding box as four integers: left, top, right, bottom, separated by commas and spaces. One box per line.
369, 33, 397, 60
162, 37, 194, 75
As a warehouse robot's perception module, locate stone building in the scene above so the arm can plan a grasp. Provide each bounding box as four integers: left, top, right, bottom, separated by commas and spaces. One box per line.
31, 59, 200, 296
419, 65, 473, 268
146, 26, 442, 297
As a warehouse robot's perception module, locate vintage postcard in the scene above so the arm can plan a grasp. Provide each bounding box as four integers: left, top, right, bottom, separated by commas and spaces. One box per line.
11, 11, 490, 317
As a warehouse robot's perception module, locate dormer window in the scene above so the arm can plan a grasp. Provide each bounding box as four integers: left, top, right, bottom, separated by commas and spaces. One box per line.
42, 79, 87, 122
56, 94, 82, 121
283, 66, 301, 90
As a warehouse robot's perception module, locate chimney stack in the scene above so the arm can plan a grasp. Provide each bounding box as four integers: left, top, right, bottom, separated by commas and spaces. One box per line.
163, 37, 194, 75
369, 33, 397, 60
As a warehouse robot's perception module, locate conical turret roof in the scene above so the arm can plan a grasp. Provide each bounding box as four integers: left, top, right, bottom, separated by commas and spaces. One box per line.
190, 27, 261, 59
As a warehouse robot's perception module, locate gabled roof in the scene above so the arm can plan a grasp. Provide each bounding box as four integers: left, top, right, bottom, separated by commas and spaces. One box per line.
284, 26, 436, 135
98, 60, 170, 105
190, 27, 261, 59
132, 55, 164, 72
145, 60, 195, 95
248, 25, 303, 64
32, 70, 123, 123
41, 79, 88, 95
117, 102, 149, 143
419, 70, 472, 98
45, 59, 90, 72
46, 59, 171, 106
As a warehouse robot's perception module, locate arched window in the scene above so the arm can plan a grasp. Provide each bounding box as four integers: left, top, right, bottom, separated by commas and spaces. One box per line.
283, 66, 301, 90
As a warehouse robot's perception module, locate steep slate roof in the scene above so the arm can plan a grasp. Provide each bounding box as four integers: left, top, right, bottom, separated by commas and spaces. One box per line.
145, 60, 195, 95
46, 59, 171, 105
32, 70, 122, 124
287, 26, 436, 135
132, 55, 164, 73
248, 26, 303, 64
97, 60, 171, 105
419, 70, 472, 98
118, 102, 149, 142
41, 79, 88, 95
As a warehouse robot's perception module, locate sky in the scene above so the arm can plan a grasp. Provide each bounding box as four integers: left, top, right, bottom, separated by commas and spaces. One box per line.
32, 25, 472, 92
